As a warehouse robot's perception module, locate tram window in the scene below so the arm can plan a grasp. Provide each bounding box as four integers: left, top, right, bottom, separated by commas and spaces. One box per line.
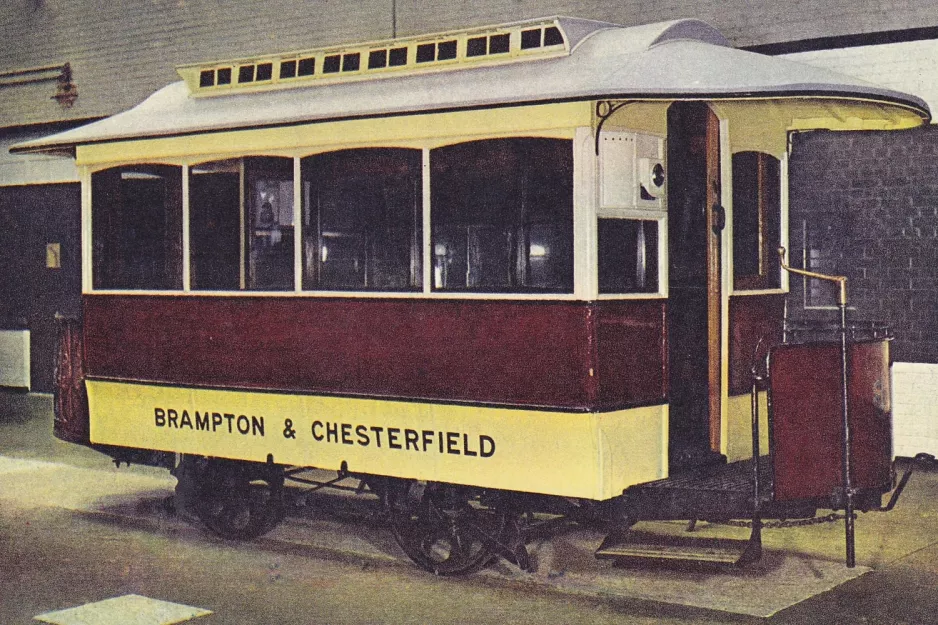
91, 165, 183, 291
280, 60, 297, 79
246, 157, 295, 291
368, 49, 388, 69
389, 47, 408, 66
430, 138, 573, 293
189, 160, 241, 291
238, 65, 255, 83
302, 148, 422, 291
521, 29, 541, 49
256, 63, 273, 81
323, 55, 341, 74
598, 219, 659, 294
297, 57, 315, 76
216, 67, 232, 85
732, 152, 781, 290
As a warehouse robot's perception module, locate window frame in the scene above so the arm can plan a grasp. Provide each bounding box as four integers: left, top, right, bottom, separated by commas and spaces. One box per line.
731, 151, 782, 292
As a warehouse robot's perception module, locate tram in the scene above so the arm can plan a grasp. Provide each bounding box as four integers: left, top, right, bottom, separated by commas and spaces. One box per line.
16, 16, 933, 574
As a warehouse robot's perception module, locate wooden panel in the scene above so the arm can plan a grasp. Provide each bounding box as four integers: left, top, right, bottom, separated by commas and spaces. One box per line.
593, 299, 667, 410
770, 339, 893, 502
83, 295, 599, 410
728, 294, 785, 395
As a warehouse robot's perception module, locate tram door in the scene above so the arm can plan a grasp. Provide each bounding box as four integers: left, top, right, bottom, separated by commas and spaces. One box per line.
666, 102, 723, 473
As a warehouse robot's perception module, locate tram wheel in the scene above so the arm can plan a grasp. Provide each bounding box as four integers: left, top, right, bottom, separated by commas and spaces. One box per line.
388, 482, 507, 576
194, 459, 285, 541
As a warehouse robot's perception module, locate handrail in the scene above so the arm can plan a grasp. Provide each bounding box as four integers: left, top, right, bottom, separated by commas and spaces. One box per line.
777, 245, 856, 567
778, 246, 848, 306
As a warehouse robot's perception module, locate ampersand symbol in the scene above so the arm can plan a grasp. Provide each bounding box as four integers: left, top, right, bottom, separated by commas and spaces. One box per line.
283, 419, 296, 439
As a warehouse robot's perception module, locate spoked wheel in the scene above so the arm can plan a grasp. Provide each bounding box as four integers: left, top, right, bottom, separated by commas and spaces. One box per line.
387, 481, 508, 576
189, 458, 285, 540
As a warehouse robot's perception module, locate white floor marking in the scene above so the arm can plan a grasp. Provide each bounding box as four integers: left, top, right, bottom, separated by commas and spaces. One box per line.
34, 594, 212, 625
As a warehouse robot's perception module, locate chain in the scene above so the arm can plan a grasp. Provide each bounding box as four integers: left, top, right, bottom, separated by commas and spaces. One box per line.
705, 512, 854, 529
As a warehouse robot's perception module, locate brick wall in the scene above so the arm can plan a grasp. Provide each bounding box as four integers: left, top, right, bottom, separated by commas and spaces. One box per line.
788, 126, 938, 364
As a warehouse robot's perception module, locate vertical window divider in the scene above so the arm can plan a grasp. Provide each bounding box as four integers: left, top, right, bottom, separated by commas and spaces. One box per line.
239, 159, 246, 290
182, 164, 191, 292
80, 166, 93, 293
422, 147, 432, 295
294, 156, 302, 293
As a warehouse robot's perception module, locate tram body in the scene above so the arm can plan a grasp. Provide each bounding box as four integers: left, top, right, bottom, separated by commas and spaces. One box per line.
20, 17, 931, 572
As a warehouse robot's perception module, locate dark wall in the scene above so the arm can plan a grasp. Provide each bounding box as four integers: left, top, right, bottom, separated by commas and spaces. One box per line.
788, 126, 938, 363
0, 183, 81, 391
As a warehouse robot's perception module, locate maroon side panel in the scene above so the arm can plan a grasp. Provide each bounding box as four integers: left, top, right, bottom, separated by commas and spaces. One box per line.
83, 295, 598, 409
593, 300, 667, 409
53, 315, 90, 444
770, 340, 893, 502
728, 294, 784, 396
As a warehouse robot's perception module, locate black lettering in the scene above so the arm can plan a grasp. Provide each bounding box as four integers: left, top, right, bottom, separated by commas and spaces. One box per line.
312, 420, 324, 441
223, 413, 235, 433
370, 426, 384, 447
212, 412, 223, 431
252, 416, 265, 437
195, 411, 209, 431
439, 431, 444, 453
446, 431, 460, 455
237, 415, 250, 435
155, 408, 166, 427
480, 435, 495, 458
421, 430, 434, 452
167, 409, 179, 428
404, 429, 419, 451
356, 425, 370, 446
341, 423, 353, 445
462, 433, 477, 457
326, 421, 338, 443
388, 427, 402, 450
180, 410, 193, 429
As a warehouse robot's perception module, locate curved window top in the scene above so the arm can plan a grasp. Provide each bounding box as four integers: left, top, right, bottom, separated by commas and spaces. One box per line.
732, 151, 781, 291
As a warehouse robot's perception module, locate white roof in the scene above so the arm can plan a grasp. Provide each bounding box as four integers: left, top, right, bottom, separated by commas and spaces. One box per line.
13, 18, 930, 153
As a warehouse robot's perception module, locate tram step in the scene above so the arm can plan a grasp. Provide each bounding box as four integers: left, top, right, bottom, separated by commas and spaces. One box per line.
595, 530, 755, 566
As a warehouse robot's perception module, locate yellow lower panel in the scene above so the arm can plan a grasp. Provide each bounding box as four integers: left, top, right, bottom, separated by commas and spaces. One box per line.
87, 380, 667, 500
724, 391, 770, 462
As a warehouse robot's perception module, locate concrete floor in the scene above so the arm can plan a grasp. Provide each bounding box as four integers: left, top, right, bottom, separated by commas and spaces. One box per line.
3, 391, 938, 624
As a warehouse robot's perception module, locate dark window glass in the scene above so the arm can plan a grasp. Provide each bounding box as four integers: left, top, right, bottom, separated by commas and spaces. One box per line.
437, 40, 457, 60
189, 160, 241, 291
91, 165, 183, 290
216, 67, 232, 85
323, 55, 341, 73
238, 65, 255, 83
199, 70, 215, 88
368, 49, 388, 69
342, 53, 360, 72
489, 33, 510, 54
732, 152, 781, 290
389, 47, 408, 66
467, 37, 487, 57
280, 60, 297, 79
256, 63, 273, 81
520, 29, 542, 49
416, 43, 435, 63
246, 157, 295, 290
598, 219, 659, 294
431, 138, 573, 293
297, 57, 315, 76
544, 26, 564, 46
302, 149, 423, 291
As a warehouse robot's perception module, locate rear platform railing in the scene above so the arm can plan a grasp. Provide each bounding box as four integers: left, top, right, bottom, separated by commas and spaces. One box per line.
777, 247, 857, 567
